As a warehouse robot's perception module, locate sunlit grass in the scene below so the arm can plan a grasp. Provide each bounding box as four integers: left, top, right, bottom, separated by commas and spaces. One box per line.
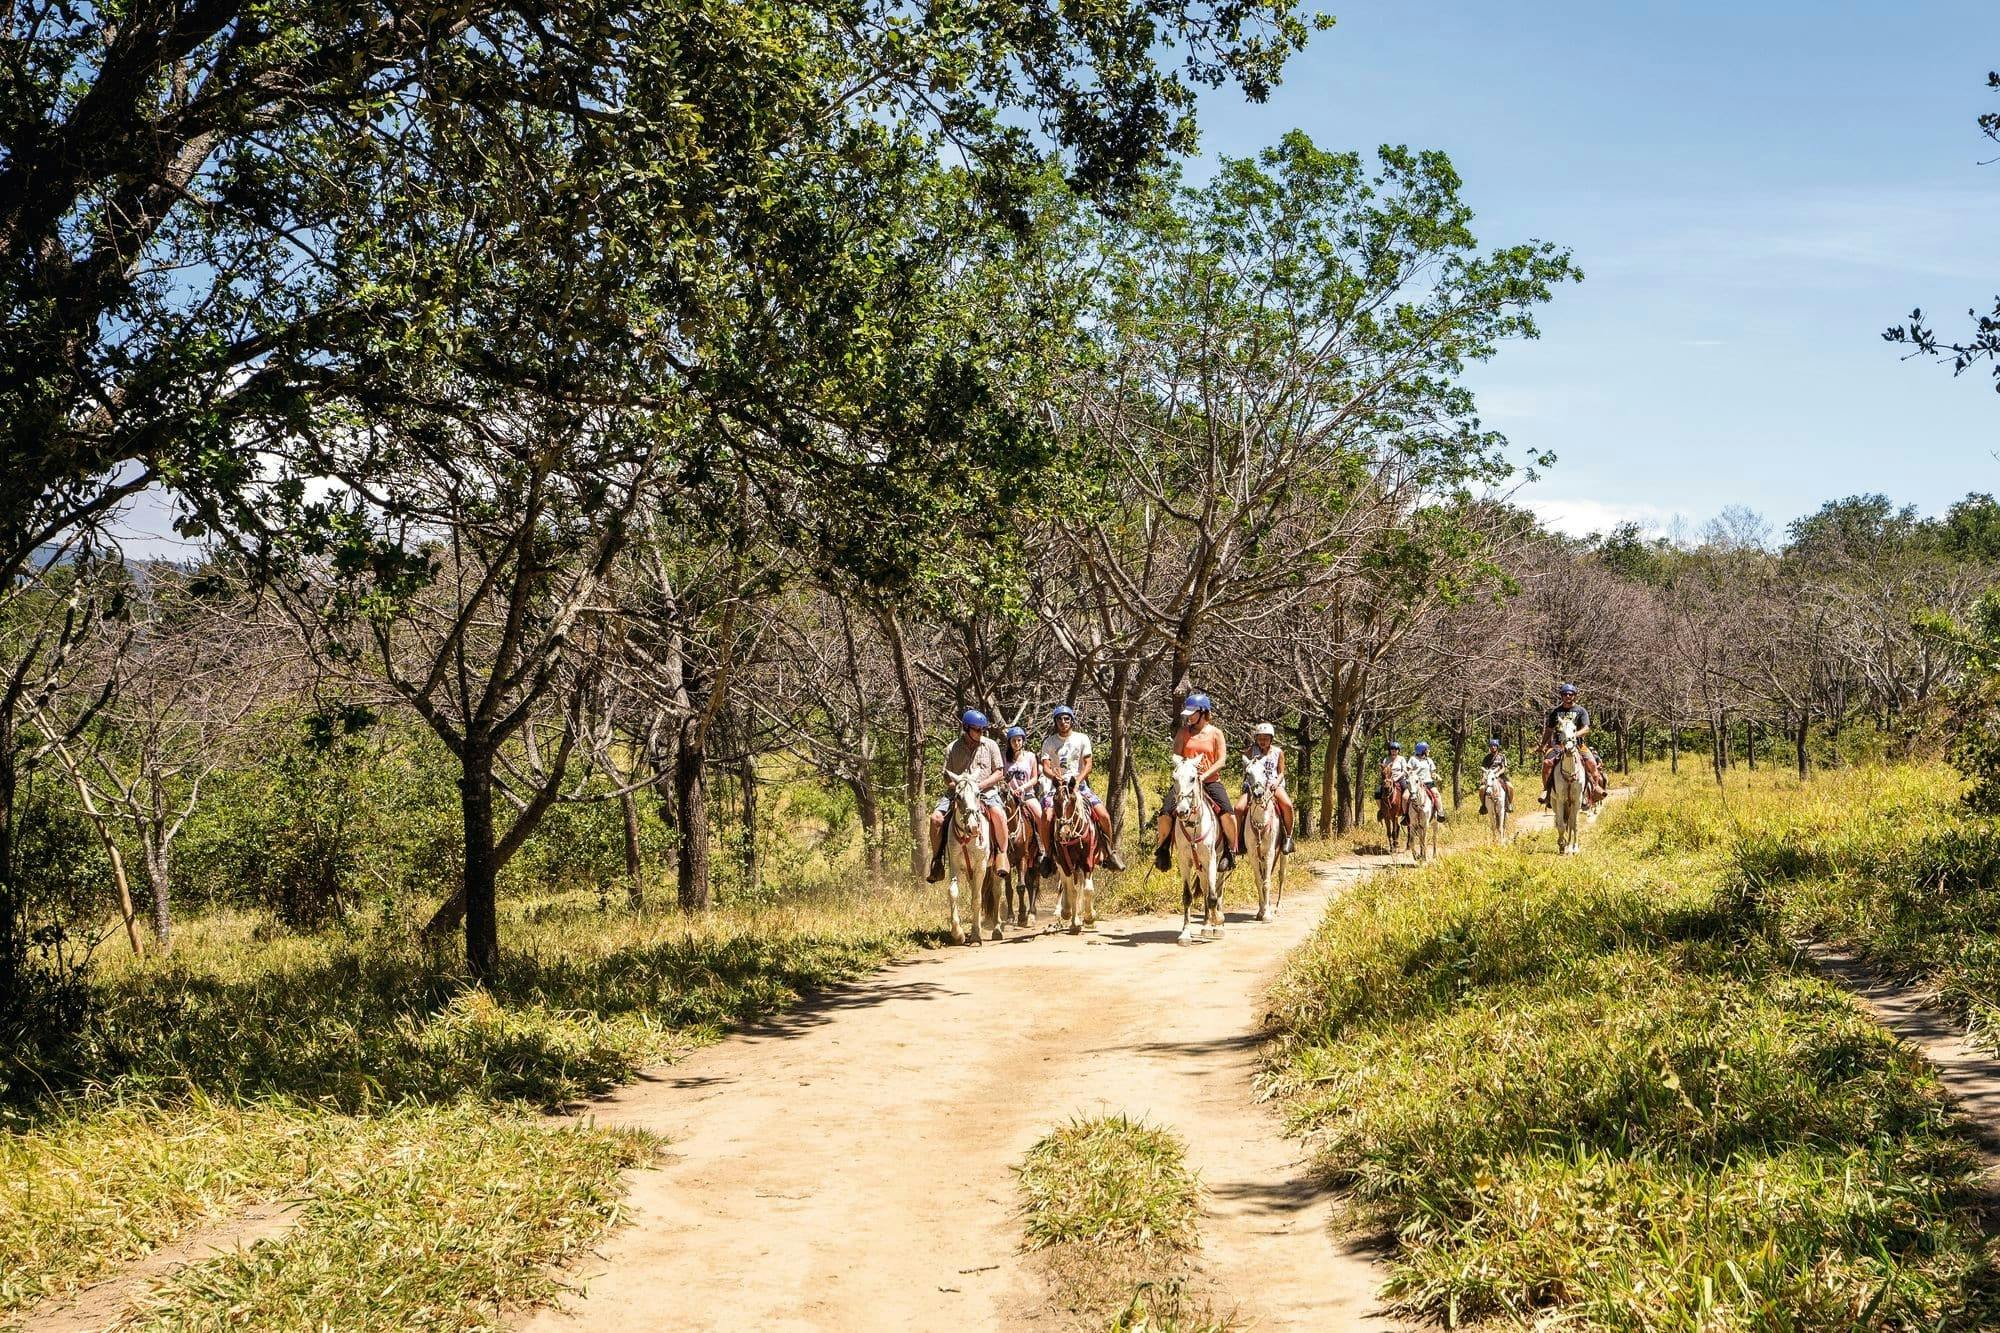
1265, 765, 2000, 1329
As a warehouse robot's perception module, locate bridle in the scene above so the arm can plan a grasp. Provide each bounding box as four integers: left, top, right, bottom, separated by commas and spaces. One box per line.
1173, 760, 1212, 846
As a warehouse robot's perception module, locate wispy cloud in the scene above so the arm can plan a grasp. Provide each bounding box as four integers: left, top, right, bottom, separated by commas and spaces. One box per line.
1528, 496, 1681, 538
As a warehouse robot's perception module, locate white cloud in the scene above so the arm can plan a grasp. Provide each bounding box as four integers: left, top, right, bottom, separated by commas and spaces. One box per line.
1527, 496, 1680, 538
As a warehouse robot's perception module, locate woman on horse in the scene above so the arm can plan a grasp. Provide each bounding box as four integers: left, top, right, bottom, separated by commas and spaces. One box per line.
1407, 741, 1447, 821
1004, 725, 1055, 872
926, 710, 1011, 883
1235, 722, 1297, 854
1153, 692, 1237, 872
1039, 705, 1127, 871
1479, 737, 1515, 814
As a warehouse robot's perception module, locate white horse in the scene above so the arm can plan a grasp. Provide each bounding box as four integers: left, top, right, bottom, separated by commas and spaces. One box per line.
1240, 759, 1283, 921
1049, 775, 1097, 935
1480, 765, 1509, 844
1550, 719, 1587, 855
943, 770, 1002, 943
1169, 754, 1224, 943
1404, 771, 1438, 865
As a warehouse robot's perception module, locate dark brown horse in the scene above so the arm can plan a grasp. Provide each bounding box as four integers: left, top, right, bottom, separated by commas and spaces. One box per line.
1377, 759, 1406, 851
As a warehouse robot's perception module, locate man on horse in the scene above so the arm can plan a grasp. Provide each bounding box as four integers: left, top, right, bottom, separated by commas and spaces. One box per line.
1478, 737, 1515, 815
926, 710, 1011, 883
1235, 722, 1297, 854
1407, 741, 1447, 821
1039, 705, 1127, 871
1153, 692, 1238, 872
1539, 683, 1606, 807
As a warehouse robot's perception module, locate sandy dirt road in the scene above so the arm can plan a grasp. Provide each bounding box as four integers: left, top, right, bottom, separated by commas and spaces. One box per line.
517, 825, 1525, 1333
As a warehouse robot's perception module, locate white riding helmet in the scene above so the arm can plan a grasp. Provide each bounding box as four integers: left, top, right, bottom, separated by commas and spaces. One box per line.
1253, 722, 1276, 737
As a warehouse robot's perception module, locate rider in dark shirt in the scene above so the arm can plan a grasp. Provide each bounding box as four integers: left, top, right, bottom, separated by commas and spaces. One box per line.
1539, 683, 1603, 806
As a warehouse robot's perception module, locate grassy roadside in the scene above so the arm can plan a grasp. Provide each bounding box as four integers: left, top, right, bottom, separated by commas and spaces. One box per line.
1265, 766, 2000, 1329
1016, 1115, 1224, 1332
3, 882, 934, 1328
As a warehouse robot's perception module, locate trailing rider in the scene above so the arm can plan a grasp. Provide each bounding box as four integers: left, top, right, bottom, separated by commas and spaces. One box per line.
1003, 725, 1055, 873
1153, 693, 1238, 872
1039, 705, 1128, 871
1539, 683, 1606, 807
1235, 722, 1297, 855
1478, 737, 1515, 815
1406, 741, 1447, 822
926, 710, 1011, 883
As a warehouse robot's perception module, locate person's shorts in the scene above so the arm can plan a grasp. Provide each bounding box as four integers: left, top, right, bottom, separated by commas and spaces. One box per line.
935, 790, 1005, 818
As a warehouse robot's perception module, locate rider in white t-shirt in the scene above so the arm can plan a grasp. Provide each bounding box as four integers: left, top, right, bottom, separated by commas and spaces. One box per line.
1234, 722, 1297, 853
1405, 742, 1447, 821
1039, 705, 1127, 871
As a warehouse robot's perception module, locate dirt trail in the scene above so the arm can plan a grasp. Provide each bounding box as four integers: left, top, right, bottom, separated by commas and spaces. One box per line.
523, 819, 1556, 1333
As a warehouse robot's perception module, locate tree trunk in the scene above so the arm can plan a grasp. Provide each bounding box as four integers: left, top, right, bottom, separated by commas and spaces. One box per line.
1670, 720, 1679, 774
1323, 726, 1343, 837
675, 724, 710, 910
1349, 729, 1368, 829
738, 752, 759, 891
1102, 664, 1135, 839
0, 720, 18, 1007
879, 610, 929, 881
1795, 715, 1810, 780
1615, 715, 1629, 774
141, 833, 172, 949
619, 788, 645, 909
1746, 720, 1757, 771
1292, 715, 1314, 840
458, 751, 501, 981
1448, 708, 1467, 810
849, 776, 883, 888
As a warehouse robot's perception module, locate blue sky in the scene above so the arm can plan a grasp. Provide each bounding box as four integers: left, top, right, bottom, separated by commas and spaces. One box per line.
1191, 0, 2000, 538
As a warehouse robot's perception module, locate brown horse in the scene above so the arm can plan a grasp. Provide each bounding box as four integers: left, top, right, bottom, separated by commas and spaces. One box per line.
1049, 776, 1097, 934
999, 788, 1042, 927
1377, 759, 1406, 851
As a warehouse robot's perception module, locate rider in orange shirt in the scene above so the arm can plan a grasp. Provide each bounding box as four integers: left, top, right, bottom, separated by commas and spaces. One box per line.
1152, 692, 1238, 872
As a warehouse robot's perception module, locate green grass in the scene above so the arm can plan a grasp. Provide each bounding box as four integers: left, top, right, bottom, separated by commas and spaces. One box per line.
1265, 766, 2000, 1330
1016, 1115, 1226, 1332
3, 880, 935, 1325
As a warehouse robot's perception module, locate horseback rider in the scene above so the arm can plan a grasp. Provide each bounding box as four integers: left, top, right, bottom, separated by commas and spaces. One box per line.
1376, 740, 1406, 805
926, 710, 1011, 883
1407, 741, 1447, 821
1539, 683, 1606, 807
1003, 725, 1055, 872
1478, 737, 1515, 815
1153, 693, 1238, 872
1039, 705, 1128, 871
1235, 723, 1297, 854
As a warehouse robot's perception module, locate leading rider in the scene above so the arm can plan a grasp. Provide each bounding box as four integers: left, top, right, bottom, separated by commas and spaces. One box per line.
926, 710, 1011, 883
1153, 692, 1238, 872
1539, 683, 1607, 808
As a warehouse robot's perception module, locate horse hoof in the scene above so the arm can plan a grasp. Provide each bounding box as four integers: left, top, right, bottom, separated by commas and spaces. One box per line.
1177, 930, 1194, 945
1067, 922, 1081, 936
990, 926, 1004, 941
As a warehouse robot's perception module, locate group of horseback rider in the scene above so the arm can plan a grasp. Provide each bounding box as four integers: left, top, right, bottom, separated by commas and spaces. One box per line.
928, 682, 1603, 880
1381, 683, 1606, 822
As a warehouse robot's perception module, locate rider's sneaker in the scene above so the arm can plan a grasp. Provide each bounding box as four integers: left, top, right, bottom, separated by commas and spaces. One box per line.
1537, 793, 1549, 807
1219, 846, 1236, 872
1281, 836, 1296, 855
1103, 849, 1128, 872
1153, 843, 1173, 871
1436, 808, 1448, 822
926, 859, 946, 884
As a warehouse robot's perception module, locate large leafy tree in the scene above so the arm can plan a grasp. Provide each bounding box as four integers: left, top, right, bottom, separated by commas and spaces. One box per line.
2, 0, 1319, 983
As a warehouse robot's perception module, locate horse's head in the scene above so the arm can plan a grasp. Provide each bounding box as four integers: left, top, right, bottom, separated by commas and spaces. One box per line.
1171, 754, 1203, 816
1556, 715, 1578, 748
1242, 759, 1269, 802
945, 769, 981, 825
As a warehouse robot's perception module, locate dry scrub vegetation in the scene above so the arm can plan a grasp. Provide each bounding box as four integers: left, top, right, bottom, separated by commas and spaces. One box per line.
1266, 764, 2000, 1329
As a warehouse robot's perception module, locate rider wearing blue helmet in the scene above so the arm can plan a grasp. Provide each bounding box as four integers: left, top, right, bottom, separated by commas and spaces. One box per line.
1154, 692, 1237, 872
1406, 741, 1446, 822
928, 709, 1010, 883
1002, 725, 1055, 869
1039, 706, 1127, 871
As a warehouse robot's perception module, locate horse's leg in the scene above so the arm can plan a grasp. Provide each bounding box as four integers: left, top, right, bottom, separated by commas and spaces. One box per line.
1178, 843, 1196, 944
1082, 872, 1095, 928
947, 866, 965, 945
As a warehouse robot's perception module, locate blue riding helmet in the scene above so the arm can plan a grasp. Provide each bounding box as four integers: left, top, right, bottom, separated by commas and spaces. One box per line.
1004, 726, 1026, 742
1489, 737, 1503, 747
1558, 683, 1578, 696
1052, 705, 1075, 721
1183, 692, 1213, 714
961, 709, 989, 730
1414, 742, 1430, 755
1388, 740, 1402, 750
